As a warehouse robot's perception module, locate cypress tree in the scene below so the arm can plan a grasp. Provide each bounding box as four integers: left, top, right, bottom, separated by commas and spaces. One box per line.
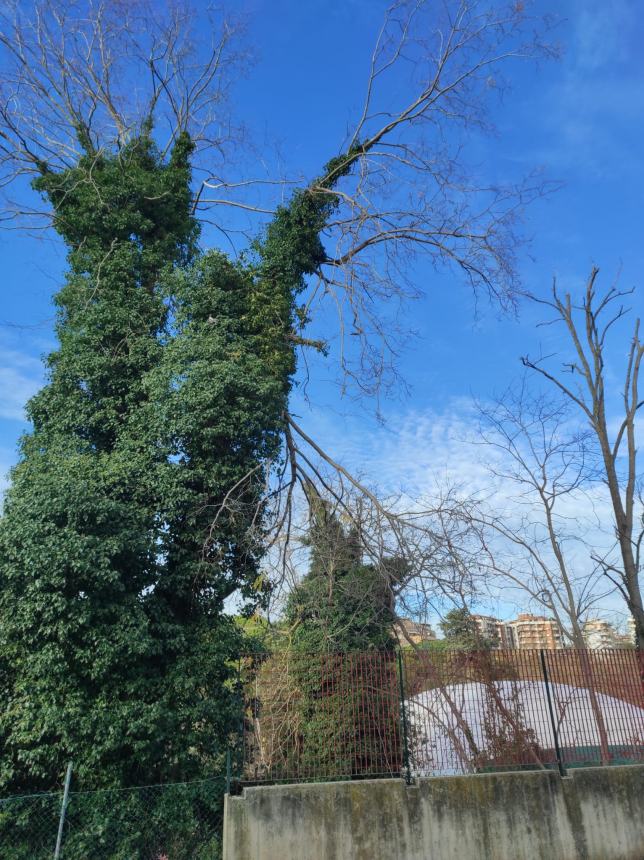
0, 131, 299, 854
287, 502, 396, 653
285, 502, 401, 778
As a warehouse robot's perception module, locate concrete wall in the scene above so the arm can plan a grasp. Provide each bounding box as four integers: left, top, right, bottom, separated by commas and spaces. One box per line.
223, 765, 644, 860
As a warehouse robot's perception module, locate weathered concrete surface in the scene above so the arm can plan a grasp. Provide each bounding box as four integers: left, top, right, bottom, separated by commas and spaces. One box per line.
223, 765, 644, 860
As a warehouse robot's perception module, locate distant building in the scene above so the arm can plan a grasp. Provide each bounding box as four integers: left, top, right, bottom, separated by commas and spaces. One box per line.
394, 618, 436, 646
626, 616, 637, 646
582, 619, 618, 650
508, 613, 563, 650
470, 613, 563, 649
472, 614, 515, 648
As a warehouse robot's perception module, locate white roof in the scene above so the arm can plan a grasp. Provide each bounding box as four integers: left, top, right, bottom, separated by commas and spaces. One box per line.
407, 680, 644, 776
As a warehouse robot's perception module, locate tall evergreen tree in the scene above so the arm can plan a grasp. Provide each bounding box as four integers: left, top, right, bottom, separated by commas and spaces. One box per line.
0, 133, 202, 793
0, 129, 355, 799
287, 501, 396, 653
284, 502, 401, 778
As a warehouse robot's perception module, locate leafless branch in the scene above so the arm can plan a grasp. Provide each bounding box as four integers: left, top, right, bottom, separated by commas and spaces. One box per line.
0, 0, 252, 224
521, 268, 644, 646
295, 0, 558, 396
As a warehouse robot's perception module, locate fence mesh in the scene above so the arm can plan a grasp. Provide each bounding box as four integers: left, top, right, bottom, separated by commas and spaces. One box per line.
242, 648, 644, 783
0, 776, 225, 859
0, 792, 61, 859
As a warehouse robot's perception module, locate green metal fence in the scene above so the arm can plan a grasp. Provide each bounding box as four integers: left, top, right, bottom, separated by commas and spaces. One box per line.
2, 648, 642, 855
241, 648, 644, 783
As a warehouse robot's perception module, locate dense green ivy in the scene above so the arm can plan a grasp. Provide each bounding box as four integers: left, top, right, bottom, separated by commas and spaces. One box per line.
284, 503, 400, 777
0, 136, 248, 796
0, 124, 369, 810
146, 251, 287, 610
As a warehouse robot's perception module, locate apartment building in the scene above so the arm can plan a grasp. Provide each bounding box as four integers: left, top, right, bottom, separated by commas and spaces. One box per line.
472, 614, 516, 648
472, 612, 563, 649
465, 612, 637, 650
394, 618, 436, 646
508, 613, 563, 649
582, 619, 618, 650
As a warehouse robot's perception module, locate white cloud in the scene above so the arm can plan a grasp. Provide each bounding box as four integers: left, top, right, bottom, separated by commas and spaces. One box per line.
0, 345, 43, 421
294, 394, 635, 623
300, 398, 486, 498
535, 0, 644, 176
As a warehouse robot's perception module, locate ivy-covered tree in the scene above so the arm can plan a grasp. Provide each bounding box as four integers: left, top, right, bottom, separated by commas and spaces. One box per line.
0, 134, 204, 793
284, 501, 401, 778
147, 250, 287, 615
0, 129, 291, 803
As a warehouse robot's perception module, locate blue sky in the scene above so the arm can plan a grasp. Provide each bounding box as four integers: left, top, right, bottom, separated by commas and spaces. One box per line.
1, 0, 642, 624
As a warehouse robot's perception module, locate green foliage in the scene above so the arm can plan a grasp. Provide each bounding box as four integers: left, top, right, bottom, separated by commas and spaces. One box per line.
284, 503, 400, 777
0, 778, 225, 860
439, 608, 494, 651
28, 134, 197, 452
0, 138, 250, 797
286, 505, 395, 653
415, 637, 454, 653
249, 150, 358, 393
146, 251, 286, 610
0, 115, 369, 839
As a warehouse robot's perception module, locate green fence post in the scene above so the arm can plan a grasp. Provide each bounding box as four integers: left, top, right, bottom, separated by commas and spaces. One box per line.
53, 761, 73, 860
397, 651, 412, 785
540, 650, 566, 777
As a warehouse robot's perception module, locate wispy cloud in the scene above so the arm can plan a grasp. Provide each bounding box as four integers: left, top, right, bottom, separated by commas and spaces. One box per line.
296, 394, 632, 622
0, 343, 44, 422
536, 0, 644, 176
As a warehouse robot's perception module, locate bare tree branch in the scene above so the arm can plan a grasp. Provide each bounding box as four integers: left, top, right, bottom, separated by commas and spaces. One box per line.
521, 268, 644, 647
0, 0, 251, 224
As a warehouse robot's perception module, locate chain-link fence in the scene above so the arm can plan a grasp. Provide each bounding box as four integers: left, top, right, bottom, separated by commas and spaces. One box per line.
241, 648, 644, 783
0, 791, 61, 859
0, 775, 226, 859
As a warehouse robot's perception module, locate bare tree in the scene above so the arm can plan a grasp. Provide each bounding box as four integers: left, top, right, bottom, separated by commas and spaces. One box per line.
0, 0, 249, 225
427, 382, 619, 761
472, 382, 611, 645
521, 269, 644, 648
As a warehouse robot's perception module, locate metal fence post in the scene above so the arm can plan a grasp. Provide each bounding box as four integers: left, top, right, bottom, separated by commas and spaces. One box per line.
397, 650, 412, 785
53, 761, 73, 860
236, 660, 246, 790
539, 650, 565, 777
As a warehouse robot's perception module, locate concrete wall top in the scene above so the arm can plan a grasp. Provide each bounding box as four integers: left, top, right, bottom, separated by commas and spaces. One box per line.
224, 765, 644, 860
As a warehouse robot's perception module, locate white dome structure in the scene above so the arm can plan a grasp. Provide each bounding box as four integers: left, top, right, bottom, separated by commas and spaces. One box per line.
407, 680, 644, 776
